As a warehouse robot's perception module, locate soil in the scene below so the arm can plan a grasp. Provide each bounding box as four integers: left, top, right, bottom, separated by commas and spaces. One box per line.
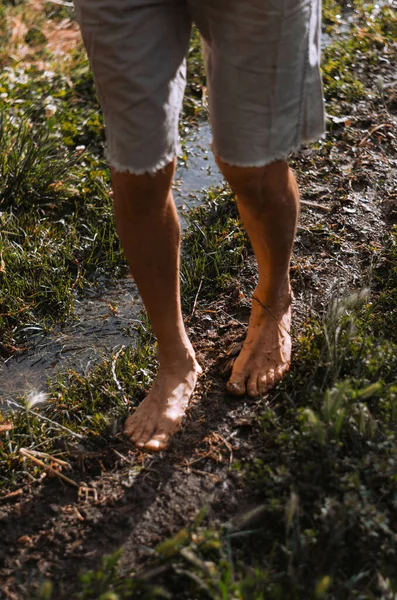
0, 10, 396, 600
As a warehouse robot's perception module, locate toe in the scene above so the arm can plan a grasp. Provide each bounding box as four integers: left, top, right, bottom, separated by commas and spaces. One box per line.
266, 369, 275, 390
123, 413, 137, 436
258, 369, 276, 395
144, 432, 169, 452
258, 375, 268, 396
226, 376, 246, 396
134, 419, 156, 448
124, 413, 150, 447
275, 363, 290, 382
247, 375, 259, 397
131, 430, 146, 448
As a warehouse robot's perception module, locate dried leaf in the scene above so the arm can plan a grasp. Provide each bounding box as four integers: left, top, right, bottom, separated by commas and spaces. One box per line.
0, 423, 13, 433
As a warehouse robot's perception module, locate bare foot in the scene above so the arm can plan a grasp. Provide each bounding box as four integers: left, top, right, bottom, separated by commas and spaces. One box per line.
226, 290, 292, 397
124, 353, 202, 452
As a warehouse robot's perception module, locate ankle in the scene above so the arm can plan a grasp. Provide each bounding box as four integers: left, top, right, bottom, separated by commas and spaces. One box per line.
253, 284, 292, 312
157, 341, 197, 370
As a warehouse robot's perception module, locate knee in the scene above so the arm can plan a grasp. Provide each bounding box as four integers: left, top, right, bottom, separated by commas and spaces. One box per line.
215, 156, 291, 205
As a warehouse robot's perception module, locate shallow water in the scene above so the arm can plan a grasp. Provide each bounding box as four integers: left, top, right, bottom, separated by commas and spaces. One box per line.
174, 122, 223, 216
0, 123, 222, 405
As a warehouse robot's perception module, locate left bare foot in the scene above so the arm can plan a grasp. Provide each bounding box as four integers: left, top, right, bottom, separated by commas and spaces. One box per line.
226, 290, 292, 397
124, 351, 201, 451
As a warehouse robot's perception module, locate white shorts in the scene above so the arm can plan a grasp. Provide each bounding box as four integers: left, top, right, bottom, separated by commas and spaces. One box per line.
74, 0, 325, 174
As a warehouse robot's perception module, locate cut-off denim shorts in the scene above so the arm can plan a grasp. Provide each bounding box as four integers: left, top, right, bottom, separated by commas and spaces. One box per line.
74, 0, 325, 174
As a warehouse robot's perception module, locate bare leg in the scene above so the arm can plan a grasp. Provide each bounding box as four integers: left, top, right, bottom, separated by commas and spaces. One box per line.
216, 158, 299, 397
112, 160, 201, 451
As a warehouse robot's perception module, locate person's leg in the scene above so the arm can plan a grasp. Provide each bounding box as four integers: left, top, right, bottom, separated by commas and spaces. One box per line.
191, 0, 324, 395
113, 162, 201, 451
216, 158, 299, 396
74, 0, 199, 450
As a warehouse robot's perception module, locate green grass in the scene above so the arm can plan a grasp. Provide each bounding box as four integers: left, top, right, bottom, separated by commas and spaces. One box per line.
0, 0, 393, 358
0, 180, 246, 487
322, 1, 397, 110
0, 111, 80, 209
181, 187, 248, 310
0, 4, 208, 357
0, 109, 123, 355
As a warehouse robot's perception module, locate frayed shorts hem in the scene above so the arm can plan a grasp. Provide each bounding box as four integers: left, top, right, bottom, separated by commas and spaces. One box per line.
106, 151, 177, 176
107, 129, 326, 176
213, 131, 326, 170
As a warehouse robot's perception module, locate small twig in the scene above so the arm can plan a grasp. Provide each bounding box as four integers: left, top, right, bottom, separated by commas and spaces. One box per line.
112, 448, 134, 464
111, 346, 125, 393
358, 123, 392, 147
175, 464, 219, 482
190, 278, 203, 318
20, 448, 79, 489
184, 452, 212, 467
29, 410, 84, 439
74, 506, 85, 521
5, 398, 84, 440
25, 449, 71, 469
213, 432, 233, 452
78, 486, 98, 503
0, 489, 23, 502
71, 261, 83, 290
213, 432, 234, 465
190, 468, 220, 481
300, 200, 331, 212
46, 0, 74, 6
21, 450, 98, 502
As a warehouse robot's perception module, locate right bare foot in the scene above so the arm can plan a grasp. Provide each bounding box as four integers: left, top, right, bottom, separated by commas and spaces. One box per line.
124, 351, 201, 452
226, 289, 292, 397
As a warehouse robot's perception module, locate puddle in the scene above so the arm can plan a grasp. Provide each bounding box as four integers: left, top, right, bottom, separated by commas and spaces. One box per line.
174, 122, 223, 217
0, 279, 142, 404
0, 122, 222, 405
